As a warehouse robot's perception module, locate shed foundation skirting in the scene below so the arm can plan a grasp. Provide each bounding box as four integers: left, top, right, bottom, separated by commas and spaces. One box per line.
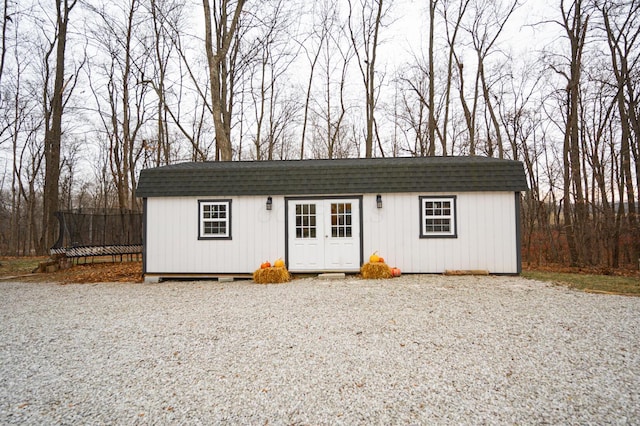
444, 270, 491, 276
143, 273, 252, 283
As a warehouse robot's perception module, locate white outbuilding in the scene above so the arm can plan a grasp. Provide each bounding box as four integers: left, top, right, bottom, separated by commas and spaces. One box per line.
135, 156, 528, 281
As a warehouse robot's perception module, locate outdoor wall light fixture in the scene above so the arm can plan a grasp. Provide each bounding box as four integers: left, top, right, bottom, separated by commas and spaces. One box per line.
266, 196, 273, 210
376, 194, 382, 208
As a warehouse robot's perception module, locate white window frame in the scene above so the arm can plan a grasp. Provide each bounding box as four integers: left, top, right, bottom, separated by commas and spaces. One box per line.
198, 200, 231, 240
419, 196, 457, 238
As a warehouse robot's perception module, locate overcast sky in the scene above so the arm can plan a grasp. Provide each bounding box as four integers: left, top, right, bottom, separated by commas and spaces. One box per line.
376, 0, 559, 70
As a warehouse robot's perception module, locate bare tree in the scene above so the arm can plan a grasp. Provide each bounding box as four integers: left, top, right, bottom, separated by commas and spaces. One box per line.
426, 0, 438, 156
347, 0, 389, 157
599, 0, 640, 263
86, 0, 151, 212
8, 60, 45, 255
0, 0, 10, 102
148, 0, 181, 166
309, 6, 355, 159
449, 0, 519, 157
245, 0, 297, 160
441, 0, 471, 155
296, 0, 333, 159
558, 0, 589, 266
144, 8, 213, 162
0, 5, 44, 255
469, 0, 520, 158
203, 0, 245, 161
580, 73, 618, 266
40, 0, 79, 253
394, 66, 430, 156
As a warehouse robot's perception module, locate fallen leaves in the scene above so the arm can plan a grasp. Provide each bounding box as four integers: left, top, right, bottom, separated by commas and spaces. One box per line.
524, 263, 640, 278
56, 261, 143, 284
1, 257, 143, 283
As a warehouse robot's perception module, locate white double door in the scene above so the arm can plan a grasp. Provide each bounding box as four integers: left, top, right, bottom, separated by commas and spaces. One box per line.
287, 198, 361, 272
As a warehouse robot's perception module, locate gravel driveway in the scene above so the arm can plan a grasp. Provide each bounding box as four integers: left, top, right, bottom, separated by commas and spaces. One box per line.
1, 275, 639, 425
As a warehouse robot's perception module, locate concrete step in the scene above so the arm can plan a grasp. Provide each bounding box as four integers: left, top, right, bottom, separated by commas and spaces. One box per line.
318, 273, 346, 280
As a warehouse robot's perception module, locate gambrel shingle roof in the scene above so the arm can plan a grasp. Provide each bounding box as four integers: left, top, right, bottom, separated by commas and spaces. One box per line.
135, 156, 528, 198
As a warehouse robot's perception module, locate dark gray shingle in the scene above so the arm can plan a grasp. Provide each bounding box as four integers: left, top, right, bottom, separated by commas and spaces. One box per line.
135, 156, 528, 197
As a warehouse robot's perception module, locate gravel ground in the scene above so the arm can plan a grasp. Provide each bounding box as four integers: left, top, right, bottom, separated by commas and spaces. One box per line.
0, 275, 639, 425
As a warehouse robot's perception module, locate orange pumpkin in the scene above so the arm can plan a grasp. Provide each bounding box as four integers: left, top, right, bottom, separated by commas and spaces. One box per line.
378, 257, 385, 263
274, 258, 285, 268
391, 267, 402, 277
260, 261, 271, 269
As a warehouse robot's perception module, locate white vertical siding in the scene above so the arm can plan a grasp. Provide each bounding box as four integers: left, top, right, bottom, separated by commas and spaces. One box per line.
362, 192, 519, 274
146, 191, 519, 275
146, 196, 285, 274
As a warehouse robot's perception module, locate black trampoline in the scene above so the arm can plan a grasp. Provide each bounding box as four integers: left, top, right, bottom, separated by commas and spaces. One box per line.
50, 209, 143, 261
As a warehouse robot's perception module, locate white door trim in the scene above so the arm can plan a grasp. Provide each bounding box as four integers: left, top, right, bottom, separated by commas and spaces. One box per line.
285, 196, 363, 272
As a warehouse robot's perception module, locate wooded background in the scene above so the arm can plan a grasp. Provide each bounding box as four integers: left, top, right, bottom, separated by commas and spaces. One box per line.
0, 0, 638, 269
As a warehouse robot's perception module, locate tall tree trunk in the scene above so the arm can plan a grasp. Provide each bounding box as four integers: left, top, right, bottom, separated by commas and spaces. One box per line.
427, 0, 436, 156
41, 0, 77, 253
300, 43, 322, 159
479, 59, 503, 158
348, 0, 385, 158
602, 1, 639, 262
203, 0, 245, 161
150, 0, 171, 167
441, 0, 470, 156
457, 60, 478, 155
119, 0, 136, 212
0, 0, 9, 93
560, 0, 588, 266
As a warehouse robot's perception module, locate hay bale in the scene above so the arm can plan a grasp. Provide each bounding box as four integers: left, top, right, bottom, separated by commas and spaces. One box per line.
360, 262, 392, 279
253, 267, 291, 284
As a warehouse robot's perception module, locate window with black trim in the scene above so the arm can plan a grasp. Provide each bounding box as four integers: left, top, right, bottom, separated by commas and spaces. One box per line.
199, 200, 231, 239
420, 196, 457, 238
